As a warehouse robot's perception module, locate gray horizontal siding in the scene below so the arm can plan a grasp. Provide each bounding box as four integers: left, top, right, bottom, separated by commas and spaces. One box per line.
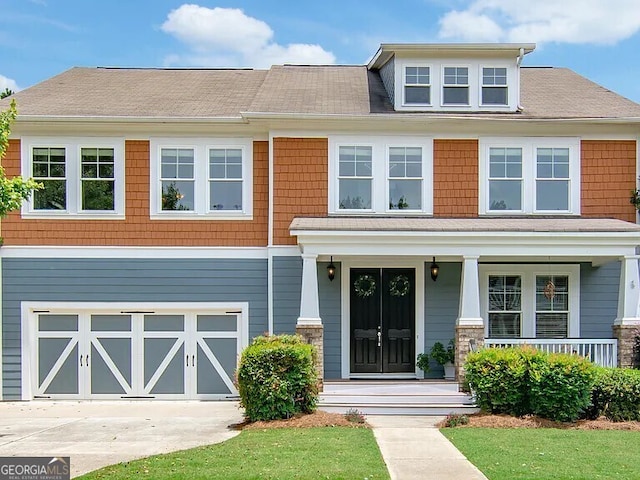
272, 256, 302, 335
580, 261, 619, 338
2, 258, 267, 400
379, 57, 395, 105
319, 262, 341, 380
424, 263, 460, 379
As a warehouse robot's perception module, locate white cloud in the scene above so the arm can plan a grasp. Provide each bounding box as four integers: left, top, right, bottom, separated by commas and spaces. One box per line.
161, 4, 335, 67
0, 74, 19, 93
438, 0, 640, 45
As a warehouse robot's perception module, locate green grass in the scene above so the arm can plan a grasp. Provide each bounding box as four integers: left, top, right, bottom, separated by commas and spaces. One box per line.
77, 427, 390, 480
442, 428, 640, 480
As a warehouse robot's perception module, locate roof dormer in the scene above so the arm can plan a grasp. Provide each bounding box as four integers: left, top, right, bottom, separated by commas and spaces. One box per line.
368, 43, 536, 113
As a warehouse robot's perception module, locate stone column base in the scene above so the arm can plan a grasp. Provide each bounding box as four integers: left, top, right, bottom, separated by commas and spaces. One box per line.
455, 325, 485, 383
296, 324, 324, 392
613, 324, 639, 368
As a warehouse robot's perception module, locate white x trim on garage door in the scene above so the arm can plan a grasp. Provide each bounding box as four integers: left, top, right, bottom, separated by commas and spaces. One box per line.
21, 302, 249, 401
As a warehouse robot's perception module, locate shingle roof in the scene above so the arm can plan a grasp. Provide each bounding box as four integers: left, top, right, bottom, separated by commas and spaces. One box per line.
2, 64, 639, 120
520, 67, 640, 118
0, 67, 268, 118
247, 65, 393, 114
290, 217, 640, 233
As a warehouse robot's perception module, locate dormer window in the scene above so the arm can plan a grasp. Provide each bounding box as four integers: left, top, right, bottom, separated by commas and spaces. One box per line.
404, 66, 430, 105
443, 67, 469, 105
482, 68, 508, 105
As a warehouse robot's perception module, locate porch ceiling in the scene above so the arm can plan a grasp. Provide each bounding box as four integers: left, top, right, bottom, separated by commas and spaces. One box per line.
290, 217, 640, 259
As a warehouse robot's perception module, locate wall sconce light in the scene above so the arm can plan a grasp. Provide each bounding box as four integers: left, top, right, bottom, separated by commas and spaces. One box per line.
430, 257, 439, 282
327, 256, 336, 281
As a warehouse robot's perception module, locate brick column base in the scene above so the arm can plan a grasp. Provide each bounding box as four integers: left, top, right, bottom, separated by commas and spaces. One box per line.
296, 324, 324, 392
455, 325, 485, 383
613, 325, 639, 368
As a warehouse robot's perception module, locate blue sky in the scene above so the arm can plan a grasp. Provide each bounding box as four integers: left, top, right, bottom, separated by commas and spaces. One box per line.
2, 0, 640, 103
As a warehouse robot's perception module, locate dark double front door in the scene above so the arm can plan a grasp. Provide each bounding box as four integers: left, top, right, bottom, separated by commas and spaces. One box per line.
350, 268, 415, 374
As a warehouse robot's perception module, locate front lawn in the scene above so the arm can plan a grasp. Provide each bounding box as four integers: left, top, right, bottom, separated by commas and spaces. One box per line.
442, 428, 640, 480
78, 426, 389, 480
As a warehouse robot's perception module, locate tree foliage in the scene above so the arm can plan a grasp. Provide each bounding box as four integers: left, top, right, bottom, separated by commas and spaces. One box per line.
0, 100, 42, 218
0, 88, 13, 99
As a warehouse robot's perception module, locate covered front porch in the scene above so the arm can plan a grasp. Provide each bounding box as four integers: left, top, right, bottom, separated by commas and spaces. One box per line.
290, 217, 640, 381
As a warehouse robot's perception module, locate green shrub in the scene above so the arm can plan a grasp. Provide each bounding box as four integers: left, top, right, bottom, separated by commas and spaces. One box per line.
465, 346, 596, 421
464, 347, 533, 416
236, 334, 318, 421
528, 352, 597, 422
585, 367, 640, 422
442, 413, 469, 427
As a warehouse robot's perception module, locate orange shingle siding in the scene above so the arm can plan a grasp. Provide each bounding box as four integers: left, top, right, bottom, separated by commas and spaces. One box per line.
1, 139, 269, 246
433, 139, 479, 217
273, 137, 328, 245
581, 140, 636, 223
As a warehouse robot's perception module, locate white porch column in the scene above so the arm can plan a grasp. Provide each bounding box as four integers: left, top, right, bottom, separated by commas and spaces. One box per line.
455, 256, 484, 382
457, 256, 483, 326
614, 255, 640, 325
297, 253, 321, 325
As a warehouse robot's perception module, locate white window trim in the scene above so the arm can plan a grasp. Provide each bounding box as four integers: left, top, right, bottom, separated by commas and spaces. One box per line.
480, 66, 508, 107
441, 65, 471, 107
21, 137, 125, 219
479, 137, 580, 215
385, 144, 427, 213
402, 63, 432, 107
328, 135, 433, 215
150, 137, 253, 220
479, 264, 580, 338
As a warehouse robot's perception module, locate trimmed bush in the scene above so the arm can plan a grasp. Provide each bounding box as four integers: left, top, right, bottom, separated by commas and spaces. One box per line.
464, 346, 533, 416
585, 367, 640, 422
236, 334, 318, 421
465, 346, 597, 421
528, 352, 597, 422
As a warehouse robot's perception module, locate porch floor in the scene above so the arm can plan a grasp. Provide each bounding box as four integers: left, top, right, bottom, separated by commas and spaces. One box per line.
319, 380, 479, 416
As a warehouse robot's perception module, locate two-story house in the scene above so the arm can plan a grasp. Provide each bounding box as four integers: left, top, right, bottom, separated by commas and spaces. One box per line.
1, 43, 640, 402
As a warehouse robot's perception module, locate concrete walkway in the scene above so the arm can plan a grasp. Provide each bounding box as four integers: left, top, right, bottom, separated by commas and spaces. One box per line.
0, 401, 244, 478
368, 416, 488, 480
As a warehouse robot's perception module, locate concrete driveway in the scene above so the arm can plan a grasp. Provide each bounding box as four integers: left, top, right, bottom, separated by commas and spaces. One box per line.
0, 401, 244, 478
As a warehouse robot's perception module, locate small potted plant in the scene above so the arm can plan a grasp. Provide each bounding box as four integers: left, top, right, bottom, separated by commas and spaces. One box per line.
430, 339, 455, 380
416, 352, 430, 377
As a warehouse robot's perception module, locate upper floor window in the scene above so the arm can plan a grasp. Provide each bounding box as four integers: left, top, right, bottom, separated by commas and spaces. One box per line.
443, 67, 469, 105
388, 147, 423, 210
150, 138, 253, 220
479, 138, 580, 215
481, 264, 579, 339
338, 146, 372, 210
330, 136, 433, 215
482, 67, 507, 105
22, 137, 124, 218
404, 66, 430, 105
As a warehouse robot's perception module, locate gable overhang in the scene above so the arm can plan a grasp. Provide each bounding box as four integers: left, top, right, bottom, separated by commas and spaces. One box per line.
367, 43, 537, 70
290, 218, 640, 262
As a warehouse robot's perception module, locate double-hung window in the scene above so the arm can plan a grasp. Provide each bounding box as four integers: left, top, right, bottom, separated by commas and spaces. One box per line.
151, 138, 252, 219
481, 265, 579, 339
23, 137, 124, 218
404, 66, 430, 105
388, 147, 423, 210
330, 136, 432, 214
338, 146, 373, 210
443, 67, 469, 105
160, 148, 195, 211
482, 67, 508, 105
480, 138, 579, 215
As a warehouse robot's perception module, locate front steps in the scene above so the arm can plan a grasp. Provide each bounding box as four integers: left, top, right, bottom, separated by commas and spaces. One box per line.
318, 380, 479, 416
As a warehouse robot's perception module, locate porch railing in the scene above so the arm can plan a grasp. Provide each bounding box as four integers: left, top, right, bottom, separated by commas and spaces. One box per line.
484, 338, 618, 368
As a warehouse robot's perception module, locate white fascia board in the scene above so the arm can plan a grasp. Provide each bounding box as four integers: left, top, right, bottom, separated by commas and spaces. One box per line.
292, 230, 640, 257
0, 246, 269, 259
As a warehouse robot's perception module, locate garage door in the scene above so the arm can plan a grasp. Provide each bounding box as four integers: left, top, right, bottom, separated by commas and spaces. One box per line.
32, 309, 243, 400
